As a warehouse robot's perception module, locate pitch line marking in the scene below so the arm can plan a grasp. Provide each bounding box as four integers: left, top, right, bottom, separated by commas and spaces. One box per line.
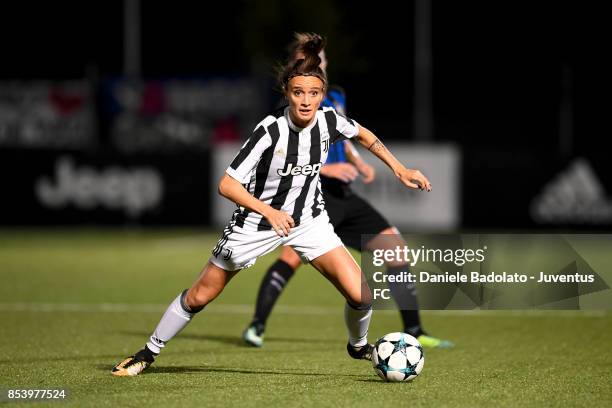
0, 303, 607, 317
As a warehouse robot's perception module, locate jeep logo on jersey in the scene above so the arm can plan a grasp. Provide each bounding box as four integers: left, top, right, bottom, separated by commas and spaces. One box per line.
277, 162, 322, 177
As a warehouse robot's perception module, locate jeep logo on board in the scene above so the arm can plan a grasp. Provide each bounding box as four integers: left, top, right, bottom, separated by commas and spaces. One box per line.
35, 157, 164, 218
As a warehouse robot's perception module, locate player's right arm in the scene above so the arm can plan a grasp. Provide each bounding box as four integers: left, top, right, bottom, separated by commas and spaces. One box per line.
218, 174, 294, 236
221, 121, 294, 236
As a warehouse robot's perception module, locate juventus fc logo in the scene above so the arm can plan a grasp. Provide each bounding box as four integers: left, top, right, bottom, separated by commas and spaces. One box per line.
222, 248, 233, 260
322, 139, 329, 153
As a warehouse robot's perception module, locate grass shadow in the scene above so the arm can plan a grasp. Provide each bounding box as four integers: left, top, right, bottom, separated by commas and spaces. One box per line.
96, 364, 364, 378
357, 378, 418, 384
0, 354, 126, 364
121, 331, 332, 347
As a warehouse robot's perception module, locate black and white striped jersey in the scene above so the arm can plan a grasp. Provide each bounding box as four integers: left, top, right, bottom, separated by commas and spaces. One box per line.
226, 106, 360, 231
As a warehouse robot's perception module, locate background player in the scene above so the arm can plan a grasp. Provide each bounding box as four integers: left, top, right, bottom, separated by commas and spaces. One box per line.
243, 33, 453, 349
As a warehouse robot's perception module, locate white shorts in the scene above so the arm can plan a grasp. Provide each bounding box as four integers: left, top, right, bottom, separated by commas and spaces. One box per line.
209, 212, 343, 271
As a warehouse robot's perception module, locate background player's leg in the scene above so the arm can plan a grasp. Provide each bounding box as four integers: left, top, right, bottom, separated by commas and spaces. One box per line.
244, 247, 301, 346
252, 247, 301, 329
365, 229, 424, 335
366, 229, 453, 348
330, 195, 427, 338
310, 247, 373, 350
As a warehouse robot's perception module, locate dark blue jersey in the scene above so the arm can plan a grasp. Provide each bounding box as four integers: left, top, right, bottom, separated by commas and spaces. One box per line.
322, 88, 347, 164
320, 86, 356, 196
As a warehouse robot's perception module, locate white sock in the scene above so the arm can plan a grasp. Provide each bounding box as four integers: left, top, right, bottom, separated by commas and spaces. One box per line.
344, 302, 372, 348
146, 292, 195, 354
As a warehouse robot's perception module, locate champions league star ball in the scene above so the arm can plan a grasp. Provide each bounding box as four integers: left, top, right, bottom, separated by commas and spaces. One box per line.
372, 332, 425, 382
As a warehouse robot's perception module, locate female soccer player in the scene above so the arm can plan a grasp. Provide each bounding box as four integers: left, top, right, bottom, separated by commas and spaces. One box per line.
111, 34, 431, 376
243, 33, 453, 349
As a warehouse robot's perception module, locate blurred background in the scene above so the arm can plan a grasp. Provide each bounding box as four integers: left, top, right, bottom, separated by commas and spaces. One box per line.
1, 0, 609, 231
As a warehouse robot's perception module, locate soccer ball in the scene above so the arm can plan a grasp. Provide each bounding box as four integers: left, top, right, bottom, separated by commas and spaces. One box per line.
372, 332, 425, 382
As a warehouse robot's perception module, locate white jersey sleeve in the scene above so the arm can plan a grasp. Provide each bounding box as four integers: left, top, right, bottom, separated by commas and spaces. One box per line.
334, 110, 360, 139
321, 106, 360, 143
226, 124, 272, 184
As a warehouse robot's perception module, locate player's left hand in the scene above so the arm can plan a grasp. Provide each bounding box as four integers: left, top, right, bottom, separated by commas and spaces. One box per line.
357, 163, 375, 184
398, 168, 432, 191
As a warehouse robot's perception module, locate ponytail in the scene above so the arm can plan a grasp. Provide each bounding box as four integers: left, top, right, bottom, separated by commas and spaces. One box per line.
279, 32, 327, 90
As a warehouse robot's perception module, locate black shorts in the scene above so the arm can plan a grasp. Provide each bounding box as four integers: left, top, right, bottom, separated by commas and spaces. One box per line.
323, 189, 392, 251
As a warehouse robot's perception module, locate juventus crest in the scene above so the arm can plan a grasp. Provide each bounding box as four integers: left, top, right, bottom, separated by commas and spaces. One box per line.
322, 138, 330, 153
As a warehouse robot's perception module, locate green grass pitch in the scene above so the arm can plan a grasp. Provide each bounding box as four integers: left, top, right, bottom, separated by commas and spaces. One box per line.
0, 229, 610, 407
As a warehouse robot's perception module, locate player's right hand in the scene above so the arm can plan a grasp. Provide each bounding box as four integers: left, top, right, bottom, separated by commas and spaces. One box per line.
263, 207, 295, 237
320, 163, 359, 183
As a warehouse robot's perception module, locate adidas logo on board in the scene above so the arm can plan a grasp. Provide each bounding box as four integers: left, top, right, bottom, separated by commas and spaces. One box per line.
530, 158, 612, 224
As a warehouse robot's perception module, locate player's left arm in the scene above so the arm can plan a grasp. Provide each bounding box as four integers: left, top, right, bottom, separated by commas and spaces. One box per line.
354, 126, 431, 191
344, 140, 375, 184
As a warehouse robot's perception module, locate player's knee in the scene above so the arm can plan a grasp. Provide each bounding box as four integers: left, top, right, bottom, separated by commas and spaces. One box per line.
378, 228, 405, 247
347, 287, 372, 309
279, 248, 302, 270
347, 296, 372, 311
369, 227, 408, 267
184, 286, 216, 311
387, 259, 408, 268
361, 288, 373, 306
180, 288, 205, 313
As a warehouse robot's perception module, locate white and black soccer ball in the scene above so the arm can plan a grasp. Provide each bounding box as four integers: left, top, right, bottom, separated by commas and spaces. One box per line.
372, 332, 425, 382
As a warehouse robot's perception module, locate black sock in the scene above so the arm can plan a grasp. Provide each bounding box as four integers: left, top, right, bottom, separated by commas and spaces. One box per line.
401, 310, 425, 337
251, 260, 295, 333
387, 265, 425, 336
